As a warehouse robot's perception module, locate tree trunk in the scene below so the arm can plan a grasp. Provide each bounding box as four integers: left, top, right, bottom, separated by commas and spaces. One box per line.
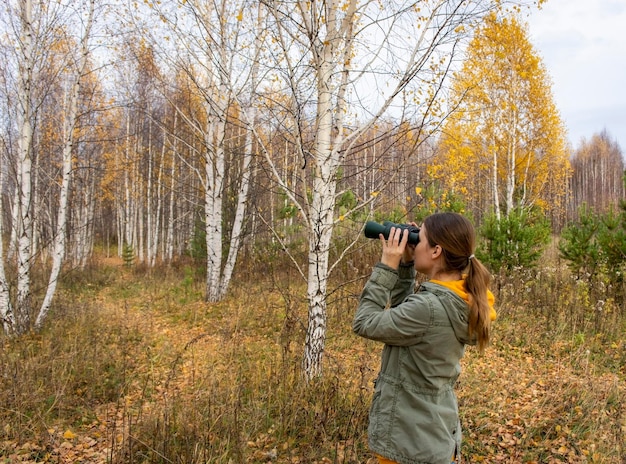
205, 110, 226, 302
13, 0, 36, 334
165, 116, 177, 262
0, 155, 15, 334
36, 0, 95, 329
492, 138, 501, 222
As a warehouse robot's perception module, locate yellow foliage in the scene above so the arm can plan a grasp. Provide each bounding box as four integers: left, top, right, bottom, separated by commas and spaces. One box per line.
436, 12, 570, 220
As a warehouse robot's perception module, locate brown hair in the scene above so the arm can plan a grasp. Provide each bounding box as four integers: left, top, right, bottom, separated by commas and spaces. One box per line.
423, 212, 492, 351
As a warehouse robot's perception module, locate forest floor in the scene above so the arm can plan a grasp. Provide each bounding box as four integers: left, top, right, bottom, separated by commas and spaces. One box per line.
1, 257, 625, 463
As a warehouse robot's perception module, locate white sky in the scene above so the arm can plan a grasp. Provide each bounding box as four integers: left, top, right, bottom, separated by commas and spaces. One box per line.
525, 0, 626, 151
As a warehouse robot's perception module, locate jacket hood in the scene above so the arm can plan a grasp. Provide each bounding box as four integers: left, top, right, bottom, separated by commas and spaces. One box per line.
419, 281, 475, 345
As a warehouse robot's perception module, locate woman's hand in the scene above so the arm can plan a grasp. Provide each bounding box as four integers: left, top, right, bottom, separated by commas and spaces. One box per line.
380, 227, 409, 269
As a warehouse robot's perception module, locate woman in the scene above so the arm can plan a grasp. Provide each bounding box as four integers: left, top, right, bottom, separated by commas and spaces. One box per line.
353, 212, 496, 464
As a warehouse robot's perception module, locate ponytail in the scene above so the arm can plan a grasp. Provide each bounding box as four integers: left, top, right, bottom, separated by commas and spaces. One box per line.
464, 256, 492, 352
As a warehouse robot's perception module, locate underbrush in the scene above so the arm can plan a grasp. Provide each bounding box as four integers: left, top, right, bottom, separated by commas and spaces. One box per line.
0, 252, 624, 463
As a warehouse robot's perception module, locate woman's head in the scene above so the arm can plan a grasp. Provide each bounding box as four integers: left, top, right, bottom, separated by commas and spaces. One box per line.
422, 212, 475, 273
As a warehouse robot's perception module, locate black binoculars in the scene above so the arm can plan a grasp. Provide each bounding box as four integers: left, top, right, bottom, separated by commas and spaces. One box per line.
364, 221, 420, 245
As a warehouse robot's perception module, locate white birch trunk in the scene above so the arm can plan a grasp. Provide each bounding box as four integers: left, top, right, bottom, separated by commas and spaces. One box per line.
300, 0, 355, 380
84, 175, 96, 266
137, 178, 144, 263
36, 0, 94, 328
7, 184, 19, 260
202, 0, 232, 303
492, 137, 501, 222
149, 127, 166, 267
31, 145, 41, 262
302, 55, 337, 379
146, 118, 154, 266
123, 115, 133, 256
218, 4, 262, 299
505, 114, 517, 215
219, 115, 254, 300
0, 154, 15, 334
205, 107, 226, 302
165, 121, 177, 262
72, 175, 96, 269
14, 0, 36, 333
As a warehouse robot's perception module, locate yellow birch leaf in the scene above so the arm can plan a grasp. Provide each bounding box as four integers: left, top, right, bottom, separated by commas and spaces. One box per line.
63, 430, 76, 440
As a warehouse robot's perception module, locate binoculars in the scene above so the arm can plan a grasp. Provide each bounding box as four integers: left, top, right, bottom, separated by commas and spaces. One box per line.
364, 221, 420, 245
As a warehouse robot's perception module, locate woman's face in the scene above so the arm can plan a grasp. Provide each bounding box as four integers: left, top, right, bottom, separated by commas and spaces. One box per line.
413, 224, 435, 274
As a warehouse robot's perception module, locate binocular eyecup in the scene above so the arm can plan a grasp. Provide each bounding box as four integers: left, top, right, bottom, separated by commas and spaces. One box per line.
364, 221, 420, 245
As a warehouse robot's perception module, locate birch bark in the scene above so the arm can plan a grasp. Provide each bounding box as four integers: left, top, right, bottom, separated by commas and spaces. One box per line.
14, 0, 36, 333
165, 113, 178, 262
0, 156, 15, 333
204, 97, 227, 302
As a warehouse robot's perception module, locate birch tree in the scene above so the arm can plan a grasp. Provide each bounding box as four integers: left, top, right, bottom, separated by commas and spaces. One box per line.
0, 0, 100, 334
36, 0, 96, 328
132, 0, 263, 301
569, 130, 624, 219
260, 0, 508, 380
434, 12, 570, 224
0, 148, 14, 333
0, 0, 43, 334
12, 0, 37, 334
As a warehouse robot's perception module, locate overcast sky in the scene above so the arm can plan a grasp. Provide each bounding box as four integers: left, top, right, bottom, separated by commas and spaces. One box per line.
525, 0, 626, 151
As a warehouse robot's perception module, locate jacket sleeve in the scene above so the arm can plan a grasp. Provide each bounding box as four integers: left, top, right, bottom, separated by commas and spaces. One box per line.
353, 262, 430, 346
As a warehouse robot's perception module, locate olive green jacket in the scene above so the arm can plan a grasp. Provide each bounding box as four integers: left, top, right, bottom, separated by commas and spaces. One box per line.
353, 262, 474, 464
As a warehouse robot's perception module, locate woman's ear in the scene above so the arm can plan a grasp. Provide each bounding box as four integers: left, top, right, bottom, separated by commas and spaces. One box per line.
432, 244, 443, 259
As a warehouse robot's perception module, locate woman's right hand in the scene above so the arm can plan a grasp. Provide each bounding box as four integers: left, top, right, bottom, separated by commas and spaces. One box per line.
380, 227, 409, 269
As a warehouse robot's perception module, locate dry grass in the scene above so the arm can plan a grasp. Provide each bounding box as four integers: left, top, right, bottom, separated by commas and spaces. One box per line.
0, 252, 624, 463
